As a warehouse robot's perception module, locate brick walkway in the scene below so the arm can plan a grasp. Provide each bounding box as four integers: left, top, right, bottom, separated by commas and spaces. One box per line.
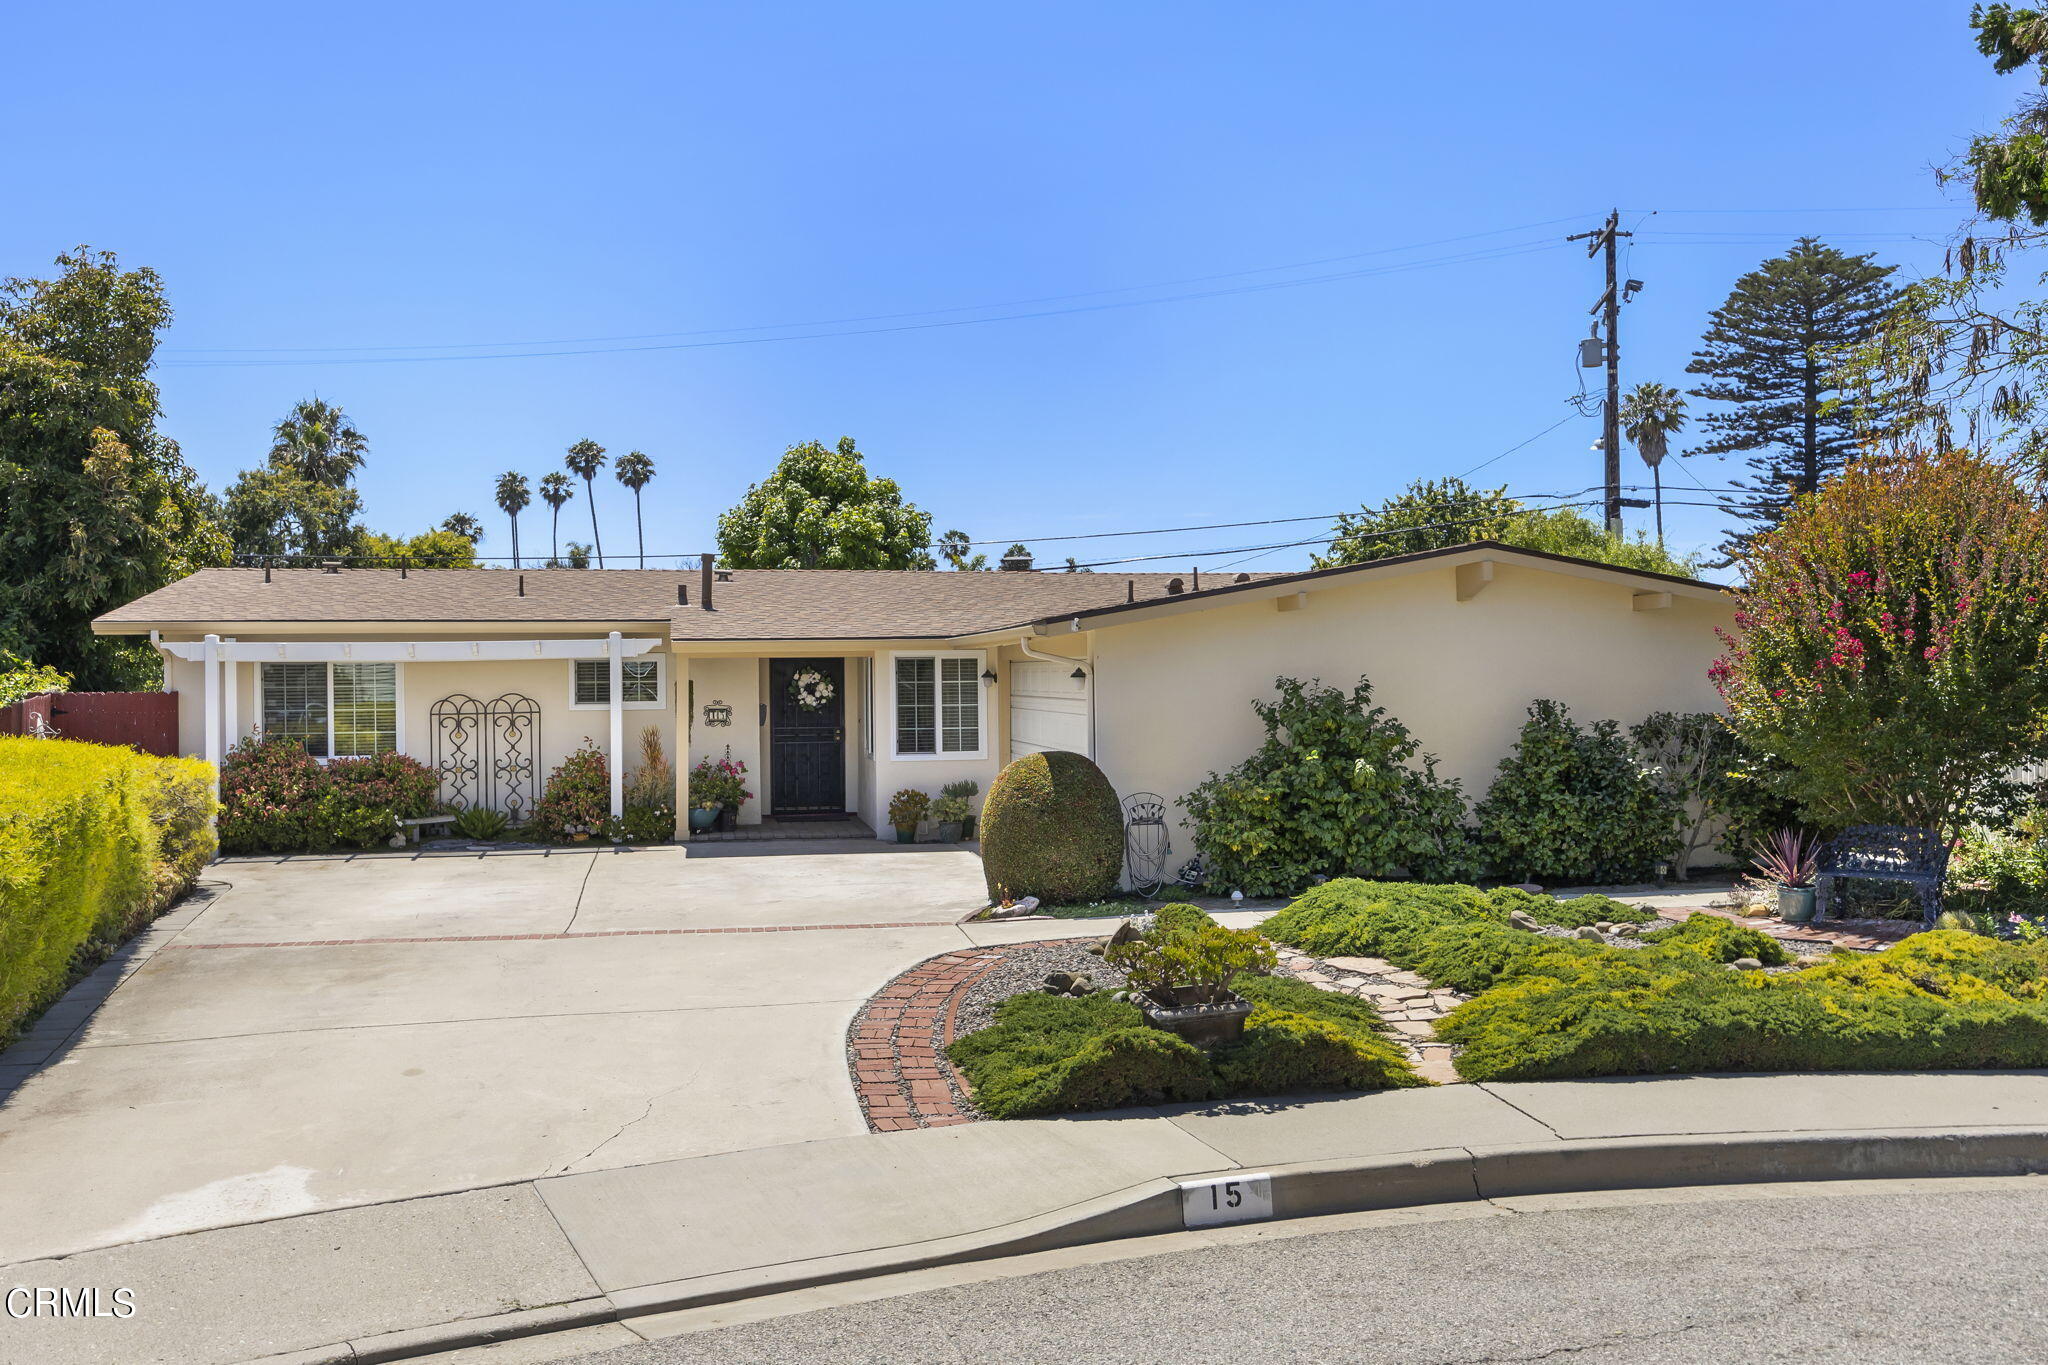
847, 944, 1040, 1131
1651, 905, 1915, 952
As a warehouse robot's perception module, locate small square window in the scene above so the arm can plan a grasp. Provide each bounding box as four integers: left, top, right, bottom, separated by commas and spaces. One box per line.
573, 657, 662, 707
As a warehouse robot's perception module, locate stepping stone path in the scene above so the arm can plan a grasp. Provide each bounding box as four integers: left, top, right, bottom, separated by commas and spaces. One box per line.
1271, 946, 1468, 1085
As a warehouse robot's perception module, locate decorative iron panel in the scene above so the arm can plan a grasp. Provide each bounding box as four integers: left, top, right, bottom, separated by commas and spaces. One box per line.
430, 691, 540, 818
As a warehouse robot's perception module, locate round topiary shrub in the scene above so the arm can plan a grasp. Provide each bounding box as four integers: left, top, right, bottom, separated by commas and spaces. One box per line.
979, 750, 1123, 904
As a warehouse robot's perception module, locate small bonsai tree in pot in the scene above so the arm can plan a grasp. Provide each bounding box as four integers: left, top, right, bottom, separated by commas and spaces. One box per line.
1752, 828, 1820, 923
888, 788, 930, 844
1106, 904, 1277, 1048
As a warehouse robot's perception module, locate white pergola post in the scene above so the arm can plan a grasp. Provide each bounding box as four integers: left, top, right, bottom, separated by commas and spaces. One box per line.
222, 637, 238, 752
607, 630, 624, 819
201, 634, 222, 787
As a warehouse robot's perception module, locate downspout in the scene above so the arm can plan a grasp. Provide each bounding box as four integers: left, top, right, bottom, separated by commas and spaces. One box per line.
1014, 629, 1096, 760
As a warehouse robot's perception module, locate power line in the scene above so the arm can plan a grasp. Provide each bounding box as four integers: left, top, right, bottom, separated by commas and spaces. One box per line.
166, 215, 1597, 357
160, 242, 1576, 369
1456, 413, 1583, 479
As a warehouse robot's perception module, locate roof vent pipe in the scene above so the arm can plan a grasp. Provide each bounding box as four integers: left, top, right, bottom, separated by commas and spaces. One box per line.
677, 583, 688, 605
518, 574, 525, 597
1165, 577, 1184, 595
1233, 572, 1250, 583
1125, 579, 1134, 603
700, 553, 715, 611
1192, 567, 1200, 592
320, 559, 342, 574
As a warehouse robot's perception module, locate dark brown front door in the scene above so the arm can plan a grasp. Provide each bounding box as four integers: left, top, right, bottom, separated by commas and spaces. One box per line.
768, 658, 846, 817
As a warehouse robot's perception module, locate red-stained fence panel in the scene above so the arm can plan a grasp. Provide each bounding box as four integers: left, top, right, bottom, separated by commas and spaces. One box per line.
0, 691, 180, 756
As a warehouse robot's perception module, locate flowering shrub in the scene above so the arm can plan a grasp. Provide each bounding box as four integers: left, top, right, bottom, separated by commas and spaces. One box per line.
324, 752, 438, 848
887, 787, 930, 830
528, 742, 613, 842
1474, 700, 1680, 885
219, 735, 331, 852
690, 752, 752, 811
219, 736, 441, 852
1713, 450, 2048, 833
1180, 676, 1479, 898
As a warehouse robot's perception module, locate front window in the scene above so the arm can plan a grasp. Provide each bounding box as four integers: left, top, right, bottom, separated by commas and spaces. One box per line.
893, 653, 982, 757
571, 657, 663, 708
261, 662, 397, 758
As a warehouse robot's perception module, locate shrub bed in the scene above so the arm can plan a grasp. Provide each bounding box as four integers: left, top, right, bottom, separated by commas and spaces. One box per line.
946, 954, 1424, 1119
1261, 877, 2048, 1083
0, 736, 214, 1042
218, 735, 438, 853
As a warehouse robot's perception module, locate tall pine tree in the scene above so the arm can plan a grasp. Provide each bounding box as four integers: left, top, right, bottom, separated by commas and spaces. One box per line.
1685, 238, 1901, 558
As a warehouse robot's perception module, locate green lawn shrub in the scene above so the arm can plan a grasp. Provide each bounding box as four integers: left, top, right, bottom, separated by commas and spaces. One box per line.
0, 736, 215, 1042
528, 743, 615, 843
948, 958, 1425, 1118
1474, 700, 1681, 884
978, 750, 1124, 904
219, 735, 440, 852
1179, 676, 1480, 897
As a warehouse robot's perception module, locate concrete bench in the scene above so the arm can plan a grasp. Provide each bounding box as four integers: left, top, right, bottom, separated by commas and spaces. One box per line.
397, 815, 459, 845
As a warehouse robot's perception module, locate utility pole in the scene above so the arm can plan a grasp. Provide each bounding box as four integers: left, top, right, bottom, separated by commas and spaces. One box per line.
1567, 210, 1632, 536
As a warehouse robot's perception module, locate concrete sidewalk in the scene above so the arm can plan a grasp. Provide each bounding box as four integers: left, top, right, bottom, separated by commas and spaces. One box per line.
13, 1070, 2048, 1365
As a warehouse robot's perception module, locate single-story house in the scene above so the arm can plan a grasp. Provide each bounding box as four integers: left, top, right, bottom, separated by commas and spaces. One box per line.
91, 543, 1734, 847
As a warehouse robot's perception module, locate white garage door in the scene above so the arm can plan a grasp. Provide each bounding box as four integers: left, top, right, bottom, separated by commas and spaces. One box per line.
1009, 660, 1091, 762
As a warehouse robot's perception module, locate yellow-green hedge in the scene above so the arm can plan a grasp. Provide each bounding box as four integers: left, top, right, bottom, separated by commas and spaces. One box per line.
0, 737, 215, 1042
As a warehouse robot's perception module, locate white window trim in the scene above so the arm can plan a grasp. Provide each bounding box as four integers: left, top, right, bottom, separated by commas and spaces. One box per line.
886, 650, 987, 762
568, 655, 668, 711
255, 660, 406, 761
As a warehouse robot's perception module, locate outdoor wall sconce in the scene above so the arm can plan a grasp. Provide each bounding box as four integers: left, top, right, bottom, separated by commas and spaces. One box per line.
1070, 666, 1087, 680
702, 700, 733, 727
980, 668, 998, 685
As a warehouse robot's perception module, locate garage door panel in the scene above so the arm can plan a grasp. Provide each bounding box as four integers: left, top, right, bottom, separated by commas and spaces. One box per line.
1009, 661, 1090, 761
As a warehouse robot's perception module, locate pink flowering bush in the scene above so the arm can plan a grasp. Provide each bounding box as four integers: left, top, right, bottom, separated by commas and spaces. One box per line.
1713, 449, 2048, 833
689, 753, 752, 811
528, 742, 614, 843
218, 736, 442, 852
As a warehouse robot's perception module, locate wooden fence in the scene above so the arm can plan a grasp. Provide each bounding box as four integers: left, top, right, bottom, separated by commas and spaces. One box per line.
0, 691, 180, 756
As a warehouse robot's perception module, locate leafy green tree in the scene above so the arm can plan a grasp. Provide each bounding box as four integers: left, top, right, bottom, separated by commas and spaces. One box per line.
0, 248, 228, 687
268, 398, 367, 485
613, 449, 655, 568
0, 649, 69, 707
1317, 477, 1518, 567
716, 436, 934, 569
564, 438, 607, 567
1628, 711, 1735, 879
1318, 477, 1696, 577
1685, 239, 1902, 558
351, 527, 477, 568
1474, 700, 1682, 885
221, 466, 363, 560
494, 472, 530, 569
560, 540, 591, 570
538, 471, 574, 563
1712, 448, 2048, 835
1964, 4, 2048, 224
440, 512, 482, 542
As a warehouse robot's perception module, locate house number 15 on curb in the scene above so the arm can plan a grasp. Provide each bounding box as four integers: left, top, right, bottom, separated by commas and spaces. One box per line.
1179, 1173, 1274, 1228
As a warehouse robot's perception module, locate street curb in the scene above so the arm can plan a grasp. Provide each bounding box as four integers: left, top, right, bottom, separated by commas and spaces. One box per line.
246, 1125, 2048, 1364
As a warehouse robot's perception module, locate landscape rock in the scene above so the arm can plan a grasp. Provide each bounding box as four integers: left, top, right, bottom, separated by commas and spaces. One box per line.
1732, 957, 1764, 971
1508, 911, 1541, 932
1574, 926, 1604, 941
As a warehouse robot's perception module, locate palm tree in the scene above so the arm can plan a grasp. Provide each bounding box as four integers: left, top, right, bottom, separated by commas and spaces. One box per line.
1621, 382, 1689, 545
937, 529, 987, 571
441, 512, 483, 542
494, 472, 530, 569
614, 450, 656, 568
269, 398, 368, 486
564, 439, 608, 568
539, 472, 575, 565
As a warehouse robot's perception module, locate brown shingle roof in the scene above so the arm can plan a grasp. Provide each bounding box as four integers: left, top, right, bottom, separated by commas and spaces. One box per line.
93, 567, 1261, 641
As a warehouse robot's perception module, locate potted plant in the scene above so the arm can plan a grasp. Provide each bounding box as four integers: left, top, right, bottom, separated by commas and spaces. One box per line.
929, 793, 970, 842
689, 751, 753, 832
1105, 906, 1277, 1048
1752, 828, 1821, 923
688, 800, 721, 833
888, 788, 930, 843
940, 779, 981, 839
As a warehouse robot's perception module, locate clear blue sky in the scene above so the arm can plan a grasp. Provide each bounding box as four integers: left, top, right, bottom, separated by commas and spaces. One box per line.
2, 1, 2013, 572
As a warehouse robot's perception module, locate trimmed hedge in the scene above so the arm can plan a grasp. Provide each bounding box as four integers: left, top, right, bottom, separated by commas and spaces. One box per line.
218, 735, 438, 853
947, 964, 1424, 1119
0, 736, 215, 1042
979, 750, 1124, 905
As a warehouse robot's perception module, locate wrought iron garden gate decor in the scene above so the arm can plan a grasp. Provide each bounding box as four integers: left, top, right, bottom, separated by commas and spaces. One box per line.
429, 693, 541, 819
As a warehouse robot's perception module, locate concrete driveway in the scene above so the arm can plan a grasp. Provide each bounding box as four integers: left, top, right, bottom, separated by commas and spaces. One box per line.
0, 842, 989, 1265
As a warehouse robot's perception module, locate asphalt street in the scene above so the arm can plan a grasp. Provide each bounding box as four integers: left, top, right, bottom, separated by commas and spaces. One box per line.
562, 1180, 2048, 1364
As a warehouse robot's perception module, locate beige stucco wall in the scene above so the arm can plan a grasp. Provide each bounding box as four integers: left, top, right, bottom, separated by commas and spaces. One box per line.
1082, 560, 1732, 853
684, 654, 765, 824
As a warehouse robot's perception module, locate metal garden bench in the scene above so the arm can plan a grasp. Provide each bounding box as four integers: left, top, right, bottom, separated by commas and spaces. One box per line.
1813, 824, 1948, 927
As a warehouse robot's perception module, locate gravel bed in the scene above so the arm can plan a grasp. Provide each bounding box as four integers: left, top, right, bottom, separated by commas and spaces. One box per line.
951, 941, 1127, 1038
